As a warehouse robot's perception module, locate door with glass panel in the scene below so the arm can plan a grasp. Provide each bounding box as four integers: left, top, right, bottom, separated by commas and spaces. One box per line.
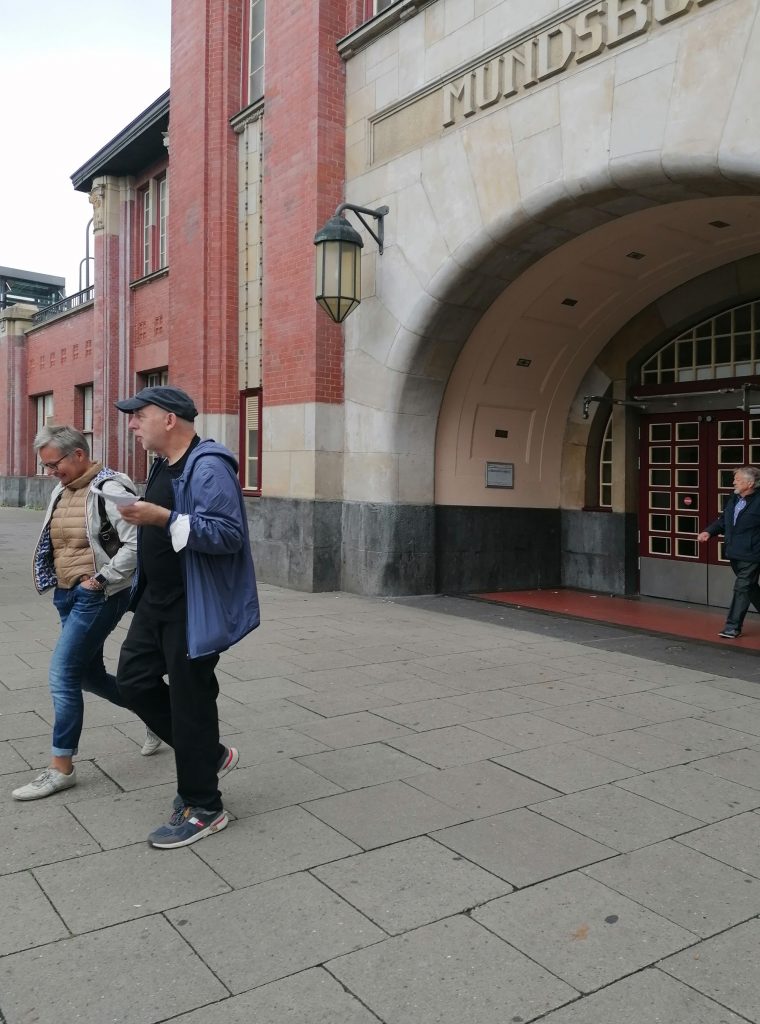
639, 411, 759, 606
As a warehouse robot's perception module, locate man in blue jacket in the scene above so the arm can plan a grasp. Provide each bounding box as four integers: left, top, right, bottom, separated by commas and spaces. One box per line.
115, 385, 260, 848
698, 465, 760, 640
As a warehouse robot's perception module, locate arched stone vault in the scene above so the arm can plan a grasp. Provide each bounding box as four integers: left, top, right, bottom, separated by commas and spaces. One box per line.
342, 0, 760, 512
345, 178, 760, 510
335, 0, 760, 594
433, 188, 760, 509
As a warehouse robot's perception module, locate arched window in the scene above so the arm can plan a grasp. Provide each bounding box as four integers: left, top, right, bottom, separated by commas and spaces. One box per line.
598, 414, 613, 509
641, 299, 760, 385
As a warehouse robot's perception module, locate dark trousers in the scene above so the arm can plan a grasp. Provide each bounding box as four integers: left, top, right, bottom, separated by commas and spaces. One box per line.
117, 602, 224, 811
726, 559, 760, 630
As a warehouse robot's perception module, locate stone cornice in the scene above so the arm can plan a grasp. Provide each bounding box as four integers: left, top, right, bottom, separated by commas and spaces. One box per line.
338, 0, 435, 58
230, 98, 265, 134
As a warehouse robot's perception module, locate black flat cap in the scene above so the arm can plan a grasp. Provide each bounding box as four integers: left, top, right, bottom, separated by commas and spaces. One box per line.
115, 385, 198, 421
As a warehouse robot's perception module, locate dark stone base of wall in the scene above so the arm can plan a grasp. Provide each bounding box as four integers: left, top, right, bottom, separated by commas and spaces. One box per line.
247, 496, 343, 592
435, 505, 562, 594
248, 497, 436, 595
0, 476, 56, 509
342, 501, 435, 595
0, 483, 635, 598
561, 509, 637, 595
251, 498, 576, 597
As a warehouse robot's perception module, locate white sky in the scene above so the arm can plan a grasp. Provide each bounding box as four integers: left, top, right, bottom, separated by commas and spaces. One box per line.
2, 2, 171, 295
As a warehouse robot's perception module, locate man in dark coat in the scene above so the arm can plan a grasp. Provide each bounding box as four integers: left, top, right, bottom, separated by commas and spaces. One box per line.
699, 465, 760, 639
115, 385, 259, 849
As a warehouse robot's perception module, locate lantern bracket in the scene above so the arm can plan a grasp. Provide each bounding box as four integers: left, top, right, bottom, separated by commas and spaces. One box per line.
334, 203, 389, 254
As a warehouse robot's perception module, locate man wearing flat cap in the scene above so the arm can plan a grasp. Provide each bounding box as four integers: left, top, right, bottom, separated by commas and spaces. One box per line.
115, 385, 260, 848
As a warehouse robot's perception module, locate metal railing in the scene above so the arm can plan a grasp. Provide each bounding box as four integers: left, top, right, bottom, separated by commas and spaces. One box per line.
31, 286, 94, 324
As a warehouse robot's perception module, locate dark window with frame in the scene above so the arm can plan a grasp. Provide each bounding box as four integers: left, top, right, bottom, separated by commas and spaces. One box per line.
138, 174, 169, 279
78, 383, 94, 455
598, 413, 612, 508
34, 392, 54, 475
248, 0, 265, 103
158, 176, 168, 269
239, 389, 262, 493
583, 401, 615, 511
141, 186, 152, 277
138, 369, 169, 476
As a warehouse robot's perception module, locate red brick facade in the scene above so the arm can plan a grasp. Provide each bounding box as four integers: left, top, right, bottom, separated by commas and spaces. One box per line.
262, 0, 351, 406
0, 0, 361, 480
168, 0, 242, 416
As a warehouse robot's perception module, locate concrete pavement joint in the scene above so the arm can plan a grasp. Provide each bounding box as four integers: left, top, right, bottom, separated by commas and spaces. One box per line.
4, 508, 760, 1022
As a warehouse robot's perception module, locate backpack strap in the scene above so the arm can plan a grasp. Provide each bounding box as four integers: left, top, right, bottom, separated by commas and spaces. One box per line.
97, 495, 109, 532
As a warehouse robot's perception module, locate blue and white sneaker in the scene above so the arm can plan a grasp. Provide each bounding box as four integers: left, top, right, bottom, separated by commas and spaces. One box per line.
148, 806, 229, 849
164, 747, 238, 832
169, 793, 186, 824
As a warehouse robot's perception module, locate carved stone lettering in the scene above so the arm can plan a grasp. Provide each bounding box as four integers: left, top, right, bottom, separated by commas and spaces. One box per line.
443, 79, 468, 128
576, 4, 607, 63
438, 0, 721, 130
474, 58, 502, 109
606, 0, 650, 48
652, 0, 694, 22
537, 23, 575, 81
503, 42, 536, 98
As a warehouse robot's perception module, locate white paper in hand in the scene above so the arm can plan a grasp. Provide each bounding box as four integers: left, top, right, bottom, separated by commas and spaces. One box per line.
91, 486, 139, 508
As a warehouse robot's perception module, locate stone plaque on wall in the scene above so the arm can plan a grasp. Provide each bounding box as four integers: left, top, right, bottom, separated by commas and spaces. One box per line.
486, 462, 515, 488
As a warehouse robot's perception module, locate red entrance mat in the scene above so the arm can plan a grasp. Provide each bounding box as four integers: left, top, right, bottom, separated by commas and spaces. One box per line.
473, 588, 760, 650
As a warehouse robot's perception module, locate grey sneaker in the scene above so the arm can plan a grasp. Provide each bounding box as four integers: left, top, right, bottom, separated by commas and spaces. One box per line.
168, 747, 237, 825
12, 766, 77, 801
148, 806, 229, 849
141, 729, 162, 756
169, 793, 187, 826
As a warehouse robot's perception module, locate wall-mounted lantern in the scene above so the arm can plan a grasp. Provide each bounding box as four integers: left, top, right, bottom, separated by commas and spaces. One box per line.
314, 202, 389, 323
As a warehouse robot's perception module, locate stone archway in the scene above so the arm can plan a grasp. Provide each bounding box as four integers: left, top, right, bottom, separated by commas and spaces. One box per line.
339, 0, 760, 593
426, 192, 760, 593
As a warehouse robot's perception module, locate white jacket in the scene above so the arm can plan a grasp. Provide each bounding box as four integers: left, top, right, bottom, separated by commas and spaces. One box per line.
32, 467, 138, 597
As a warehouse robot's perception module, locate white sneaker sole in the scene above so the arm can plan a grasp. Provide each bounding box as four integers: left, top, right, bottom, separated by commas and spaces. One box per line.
218, 747, 239, 779
12, 773, 77, 801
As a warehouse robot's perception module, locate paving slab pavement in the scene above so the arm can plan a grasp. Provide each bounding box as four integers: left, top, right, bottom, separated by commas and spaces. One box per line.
2, 506, 760, 1022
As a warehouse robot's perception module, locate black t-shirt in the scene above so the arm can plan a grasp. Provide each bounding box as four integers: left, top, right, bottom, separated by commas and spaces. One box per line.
139, 436, 200, 616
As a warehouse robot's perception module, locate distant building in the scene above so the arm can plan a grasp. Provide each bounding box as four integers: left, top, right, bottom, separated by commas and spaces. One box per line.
1, 0, 760, 607
0, 267, 64, 312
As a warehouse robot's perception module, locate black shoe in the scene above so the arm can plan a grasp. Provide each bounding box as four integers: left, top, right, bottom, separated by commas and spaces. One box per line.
718, 627, 742, 639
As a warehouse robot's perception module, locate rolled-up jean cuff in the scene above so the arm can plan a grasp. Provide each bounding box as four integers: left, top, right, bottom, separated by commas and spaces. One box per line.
51, 745, 78, 757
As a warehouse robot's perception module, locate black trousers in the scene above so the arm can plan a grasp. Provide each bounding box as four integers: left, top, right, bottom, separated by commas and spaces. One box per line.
117, 601, 224, 811
726, 559, 760, 630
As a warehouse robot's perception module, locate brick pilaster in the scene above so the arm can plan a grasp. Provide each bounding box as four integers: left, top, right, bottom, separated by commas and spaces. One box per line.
168, 0, 244, 417
262, 0, 350, 407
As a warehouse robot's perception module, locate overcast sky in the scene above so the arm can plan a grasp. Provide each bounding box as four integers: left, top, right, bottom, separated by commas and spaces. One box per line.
3, 2, 171, 294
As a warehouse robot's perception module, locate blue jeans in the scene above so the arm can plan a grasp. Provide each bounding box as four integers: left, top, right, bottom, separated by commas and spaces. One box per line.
49, 585, 131, 756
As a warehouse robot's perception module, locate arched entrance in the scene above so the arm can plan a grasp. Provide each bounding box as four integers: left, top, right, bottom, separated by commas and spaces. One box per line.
430, 198, 760, 596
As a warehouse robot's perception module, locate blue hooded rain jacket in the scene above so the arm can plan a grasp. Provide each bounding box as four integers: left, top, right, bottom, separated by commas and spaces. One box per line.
136, 439, 260, 658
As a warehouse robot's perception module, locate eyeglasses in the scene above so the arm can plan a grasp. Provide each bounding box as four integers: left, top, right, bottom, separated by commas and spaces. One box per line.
41, 454, 71, 470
